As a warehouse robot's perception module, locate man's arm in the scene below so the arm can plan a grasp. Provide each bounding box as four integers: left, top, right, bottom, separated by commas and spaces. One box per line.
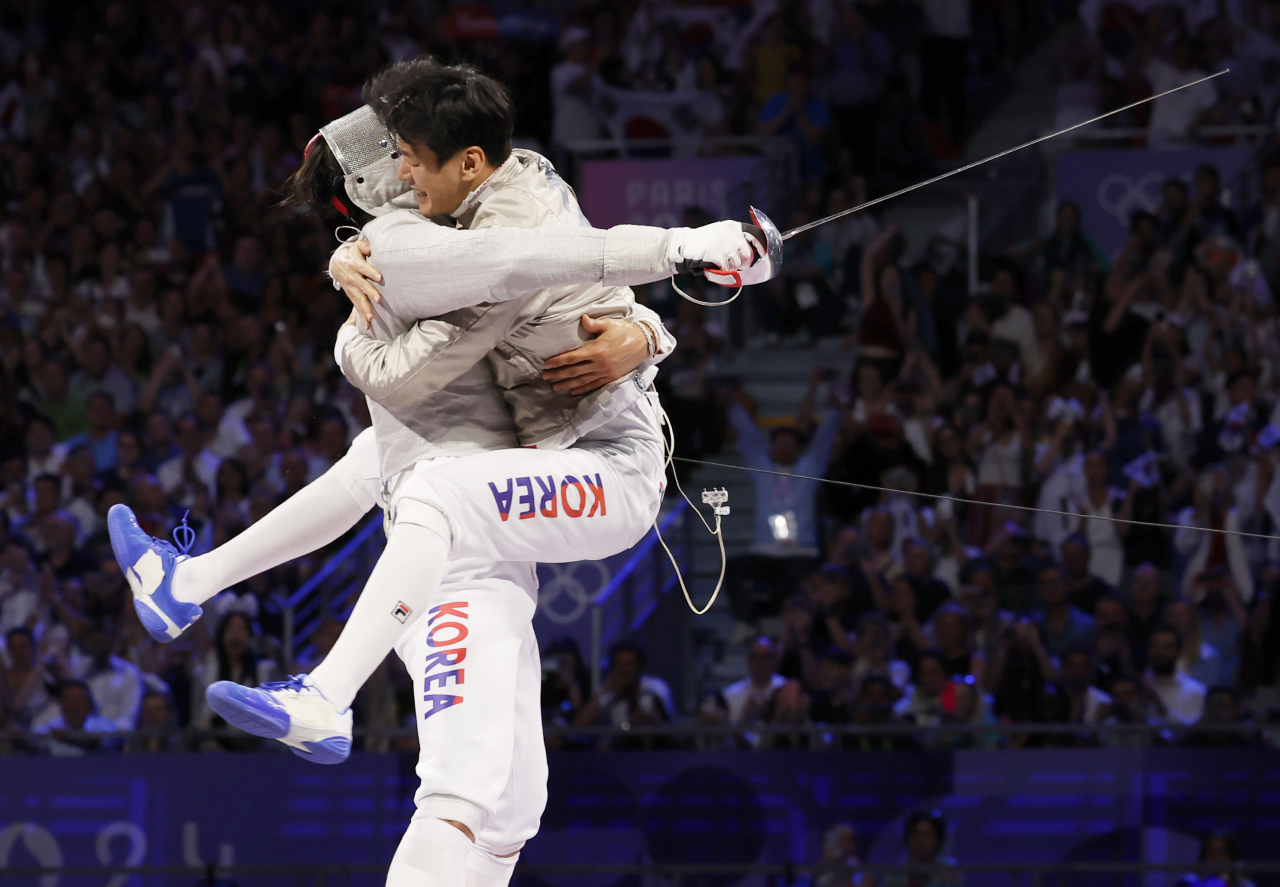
728, 399, 771, 469
338, 303, 674, 408
332, 214, 758, 324
337, 303, 515, 410
796, 407, 841, 476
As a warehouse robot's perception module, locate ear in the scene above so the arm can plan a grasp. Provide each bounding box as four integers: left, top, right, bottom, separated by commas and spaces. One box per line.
460, 146, 488, 181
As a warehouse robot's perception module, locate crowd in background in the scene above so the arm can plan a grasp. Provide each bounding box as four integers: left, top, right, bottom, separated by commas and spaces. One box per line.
1, 0, 1280, 757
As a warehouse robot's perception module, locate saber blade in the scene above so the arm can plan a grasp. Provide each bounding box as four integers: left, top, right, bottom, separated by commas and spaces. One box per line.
780, 68, 1229, 241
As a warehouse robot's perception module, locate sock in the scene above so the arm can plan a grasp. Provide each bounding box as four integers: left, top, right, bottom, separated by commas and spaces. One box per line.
171, 471, 372, 606
307, 516, 449, 710
466, 849, 519, 887
386, 818, 473, 887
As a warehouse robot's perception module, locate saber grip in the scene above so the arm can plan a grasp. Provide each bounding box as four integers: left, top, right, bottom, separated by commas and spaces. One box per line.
671, 223, 767, 275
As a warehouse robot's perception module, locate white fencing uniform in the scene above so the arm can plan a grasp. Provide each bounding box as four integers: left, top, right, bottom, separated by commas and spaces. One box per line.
305, 430, 548, 855
390, 412, 665, 566
393, 557, 547, 857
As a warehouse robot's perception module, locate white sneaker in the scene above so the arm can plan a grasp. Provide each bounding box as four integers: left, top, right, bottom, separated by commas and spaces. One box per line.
207, 675, 352, 764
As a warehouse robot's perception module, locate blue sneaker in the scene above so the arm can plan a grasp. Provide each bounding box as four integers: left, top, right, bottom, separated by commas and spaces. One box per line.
207, 676, 353, 764
108, 504, 202, 643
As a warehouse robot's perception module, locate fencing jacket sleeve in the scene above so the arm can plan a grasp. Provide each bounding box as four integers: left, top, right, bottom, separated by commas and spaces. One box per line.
355, 212, 674, 318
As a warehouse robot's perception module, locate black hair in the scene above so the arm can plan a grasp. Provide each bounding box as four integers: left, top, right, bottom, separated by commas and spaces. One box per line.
1194, 163, 1221, 185
1199, 830, 1241, 862
1061, 646, 1093, 664
1130, 210, 1158, 231
5, 625, 33, 643
859, 674, 895, 695
58, 679, 93, 701
281, 136, 376, 227
607, 641, 647, 671
820, 646, 853, 667
770, 425, 805, 446
366, 58, 514, 169
25, 414, 55, 435
1205, 684, 1240, 705
914, 648, 945, 681
34, 472, 60, 489
1150, 624, 1183, 653
86, 390, 115, 410
1062, 532, 1090, 551
214, 611, 260, 685
904, 810, 947, 843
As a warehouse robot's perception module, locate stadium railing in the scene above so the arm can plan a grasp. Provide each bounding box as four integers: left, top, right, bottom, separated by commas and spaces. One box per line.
2, 860, 1278, 886
2, 720, 1274, 753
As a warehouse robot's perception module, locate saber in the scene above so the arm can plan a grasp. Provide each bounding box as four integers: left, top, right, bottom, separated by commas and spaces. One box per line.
783, 68, 1228, 241
701, 68, 1227, 289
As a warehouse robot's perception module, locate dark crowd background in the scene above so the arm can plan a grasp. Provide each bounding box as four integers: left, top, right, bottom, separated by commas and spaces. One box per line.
0, 0, 1278, 804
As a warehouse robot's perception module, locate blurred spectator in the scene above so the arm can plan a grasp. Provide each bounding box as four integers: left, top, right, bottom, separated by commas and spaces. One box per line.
551, 28, 602, 150
812, 823, 864, 887
850, 611, 911, 691
1099, 675, 1160, 747
1126, 563, 1165, 672
848, 675, 918, 752
1146, 626, 1207, 726
881, 810, 963, 887
808, 647, 856, 726
123, 690, 184, 754
825, 7, 892, 176
541, 637, 591, 730
1165, 600, 1223, 688
1143, 36, 1219, 146
1060, 647, 1111, 726
1183, 686, 1258, 748
74, 625, 145, 731
755, 65, 830, 182
574, 642, 672, 747
939, 675, 999, 750
722, 637, 788, 730
894, 649, 948, 727
33, 680, 117, 756
191, 612, 276, 734
1061, 534, 1114, 615
1177, 831, 1256, 887
724, 381, 840, 633
1032, 564, 1096, 659
0, 626, 53, 728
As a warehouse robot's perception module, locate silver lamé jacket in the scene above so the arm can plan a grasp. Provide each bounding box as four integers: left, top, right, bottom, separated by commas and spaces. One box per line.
334, 150, 676, 480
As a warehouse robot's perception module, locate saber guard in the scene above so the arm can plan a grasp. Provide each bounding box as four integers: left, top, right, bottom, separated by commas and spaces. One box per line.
704, 207, 784, 287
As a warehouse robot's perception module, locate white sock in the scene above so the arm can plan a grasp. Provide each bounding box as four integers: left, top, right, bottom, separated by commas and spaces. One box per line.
307, 516, 449, 710
171, 470, 372, 606
466, 849, 519, 887
386, 818, 473, 887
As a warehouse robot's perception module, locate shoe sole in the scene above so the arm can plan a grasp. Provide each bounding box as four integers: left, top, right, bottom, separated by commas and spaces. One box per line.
290, 737, 352, 765
207, 684, 290, 739
208, 685, 351, 764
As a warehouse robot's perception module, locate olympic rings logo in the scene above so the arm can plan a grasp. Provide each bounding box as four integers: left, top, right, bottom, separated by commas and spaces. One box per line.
1096, 172, 1167, 228
536, 561, 612, 625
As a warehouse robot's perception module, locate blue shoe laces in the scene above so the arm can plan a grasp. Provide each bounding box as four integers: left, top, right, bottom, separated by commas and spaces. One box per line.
260, 675, 308, 692
172, 511, 196, 555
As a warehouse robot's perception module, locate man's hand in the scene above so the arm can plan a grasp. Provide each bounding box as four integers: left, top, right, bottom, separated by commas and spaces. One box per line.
541, 315, 651, 395
331, 239, 383, 325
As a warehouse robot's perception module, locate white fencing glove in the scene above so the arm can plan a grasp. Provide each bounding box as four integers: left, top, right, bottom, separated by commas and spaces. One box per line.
667, 221, 766, 276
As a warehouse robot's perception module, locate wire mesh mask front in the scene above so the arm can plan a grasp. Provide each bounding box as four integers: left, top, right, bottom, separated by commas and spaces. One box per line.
319, 106, 393, 176
319, 106, 413, 217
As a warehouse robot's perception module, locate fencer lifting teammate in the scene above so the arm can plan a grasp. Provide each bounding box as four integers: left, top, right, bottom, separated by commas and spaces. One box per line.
107, 59, 762, 887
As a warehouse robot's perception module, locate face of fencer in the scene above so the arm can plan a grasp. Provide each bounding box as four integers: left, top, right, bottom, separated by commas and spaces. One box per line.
396, 138, 483, 218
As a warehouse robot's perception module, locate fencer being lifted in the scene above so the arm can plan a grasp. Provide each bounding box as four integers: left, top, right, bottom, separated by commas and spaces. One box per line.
107, 60, 757, 781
